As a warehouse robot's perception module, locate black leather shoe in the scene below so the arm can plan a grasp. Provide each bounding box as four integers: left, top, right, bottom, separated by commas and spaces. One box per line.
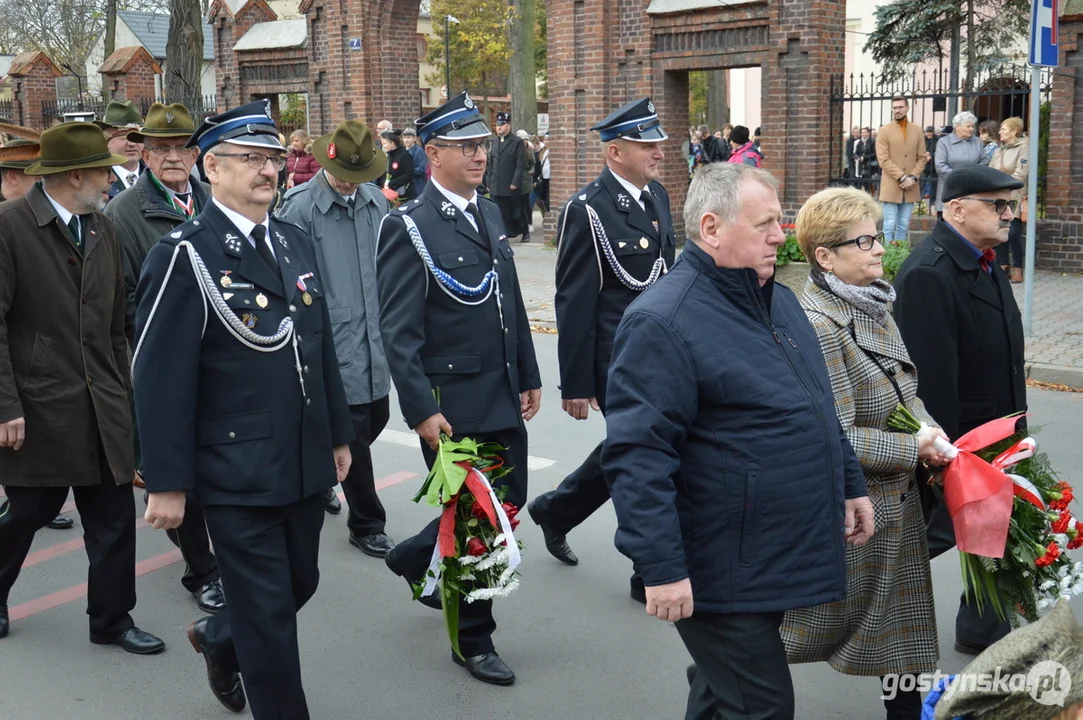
527, 499, 579, 566
954, 637, 989, 656
0, 604, 8, 639
385, 545, 441, 610
47, 514, 74, 530
89, 626, 165, 655
193, 580, 225, 614
630, 574, 647, 605
452, 651, 516, 686
188, 618, 247, 713
350, 532, 395, 558
322, 488, 342, 515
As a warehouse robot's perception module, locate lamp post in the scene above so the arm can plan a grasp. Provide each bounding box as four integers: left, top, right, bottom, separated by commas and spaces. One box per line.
445, 15, 459, 98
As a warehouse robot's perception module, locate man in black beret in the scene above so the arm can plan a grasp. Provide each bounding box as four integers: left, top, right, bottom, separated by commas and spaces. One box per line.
893, 163, 1026, 655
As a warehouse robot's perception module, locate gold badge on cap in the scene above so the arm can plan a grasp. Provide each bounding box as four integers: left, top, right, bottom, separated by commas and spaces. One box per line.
302, 292, 313, 306
256, 293, 268, 309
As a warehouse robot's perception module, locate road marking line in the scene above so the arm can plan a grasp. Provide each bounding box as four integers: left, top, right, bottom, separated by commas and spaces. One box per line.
22, 519, 149, 569
9, 549, 183, 623
376, 429, 558, 470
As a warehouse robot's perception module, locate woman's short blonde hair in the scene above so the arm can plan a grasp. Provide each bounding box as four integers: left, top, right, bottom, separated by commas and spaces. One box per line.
796, 187, 883, 269
1001, 116, 1025, 137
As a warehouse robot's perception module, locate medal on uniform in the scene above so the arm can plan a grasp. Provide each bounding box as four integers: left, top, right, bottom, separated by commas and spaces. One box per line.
220, 270, 233, 287
256, 293, 268, 308
640, 237, 649, 249
302, 292, 312, 306
241, 312, 257, 329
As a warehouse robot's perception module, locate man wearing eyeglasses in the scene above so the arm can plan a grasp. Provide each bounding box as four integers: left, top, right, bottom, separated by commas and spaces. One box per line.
132, 99, 354, 718
893, 164, 1026, 656
376, 91, 542, 686
105, 102, 226, 618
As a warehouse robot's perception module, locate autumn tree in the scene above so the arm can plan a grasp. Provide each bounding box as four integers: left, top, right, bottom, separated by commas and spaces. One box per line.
426, 0, 547, 119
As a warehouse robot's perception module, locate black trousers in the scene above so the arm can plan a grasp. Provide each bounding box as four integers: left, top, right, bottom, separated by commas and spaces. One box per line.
339, 397, 390, 537
0, 449, 136, 637
393, 423, 528, 656
519, 193, 533, 235
201, 494, 324, 720
994, 217, 1025, 269
925, 497, 1012, 647
494, 195, 525, 237
678, 611, 794, 720
530, 390, 610, 538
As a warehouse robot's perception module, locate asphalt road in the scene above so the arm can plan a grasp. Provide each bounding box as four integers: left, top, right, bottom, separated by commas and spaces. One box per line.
0, 332, 1080, 720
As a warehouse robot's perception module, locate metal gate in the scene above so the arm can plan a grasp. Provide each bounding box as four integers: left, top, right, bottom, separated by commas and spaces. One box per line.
828, 64, 1052, 214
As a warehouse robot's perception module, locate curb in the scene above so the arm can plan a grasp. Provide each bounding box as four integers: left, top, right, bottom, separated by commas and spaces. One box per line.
1026, 362, 1083, 390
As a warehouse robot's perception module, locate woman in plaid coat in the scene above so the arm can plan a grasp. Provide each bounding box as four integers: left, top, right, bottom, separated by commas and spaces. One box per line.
780, 187, 950, 720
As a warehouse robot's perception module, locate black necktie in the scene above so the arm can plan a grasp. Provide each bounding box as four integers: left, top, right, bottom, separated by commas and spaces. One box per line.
465, 202, 487, 240
640, 190, 660, 234
66, 215, 82, 249
252, 224, 278, 273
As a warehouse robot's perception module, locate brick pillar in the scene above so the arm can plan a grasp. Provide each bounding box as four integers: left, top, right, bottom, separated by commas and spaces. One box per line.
99, 47, 162, 106
546, 0, 618, 236
766, 0, 846, 215
6, 51, 61, 130
1038, 3, 1083, 270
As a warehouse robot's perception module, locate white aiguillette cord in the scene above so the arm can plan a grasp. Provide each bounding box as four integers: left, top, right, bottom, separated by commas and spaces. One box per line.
131, 240, 307, 397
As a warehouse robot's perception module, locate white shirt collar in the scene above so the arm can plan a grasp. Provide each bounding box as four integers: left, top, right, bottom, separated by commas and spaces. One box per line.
113, 165, 140, 188
212, 198, 272, 255
429, 175, 478, 212
42, 187, 75, 226
607, 167, 648, 210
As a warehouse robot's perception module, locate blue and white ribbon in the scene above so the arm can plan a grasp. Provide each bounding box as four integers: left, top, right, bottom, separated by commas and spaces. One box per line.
403, 214, 505, 331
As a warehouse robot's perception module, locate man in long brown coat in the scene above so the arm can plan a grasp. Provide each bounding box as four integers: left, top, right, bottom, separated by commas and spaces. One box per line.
875, 95, 927, 244
0, 122, 164, 653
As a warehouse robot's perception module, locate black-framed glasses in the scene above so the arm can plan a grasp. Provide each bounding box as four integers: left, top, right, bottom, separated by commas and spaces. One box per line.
960, 198, 1018, 215
827, 232, 885, 251
430, 140, 492, 157
214, 152, 287, 171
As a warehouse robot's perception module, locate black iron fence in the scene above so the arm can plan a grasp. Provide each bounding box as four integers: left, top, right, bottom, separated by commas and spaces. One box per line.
0, 98, 14, 124
829, 64, 1052, 215
41, 94, 218, 128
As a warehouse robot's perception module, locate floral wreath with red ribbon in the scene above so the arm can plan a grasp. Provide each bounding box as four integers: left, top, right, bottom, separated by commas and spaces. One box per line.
889, 407, 1083, 623
411, 435, 523, 659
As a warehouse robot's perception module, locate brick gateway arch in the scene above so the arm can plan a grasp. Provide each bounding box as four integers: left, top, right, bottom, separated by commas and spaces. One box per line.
211, 0, 845, 230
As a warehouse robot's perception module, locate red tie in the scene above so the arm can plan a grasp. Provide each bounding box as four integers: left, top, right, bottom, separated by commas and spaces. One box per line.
979, 248, 996, 273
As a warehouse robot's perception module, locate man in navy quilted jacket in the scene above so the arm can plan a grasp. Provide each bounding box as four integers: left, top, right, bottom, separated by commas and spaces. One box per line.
603, 162, 874, 720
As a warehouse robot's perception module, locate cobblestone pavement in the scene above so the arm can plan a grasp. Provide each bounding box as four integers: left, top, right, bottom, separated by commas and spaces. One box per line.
514, 223, 1083, 385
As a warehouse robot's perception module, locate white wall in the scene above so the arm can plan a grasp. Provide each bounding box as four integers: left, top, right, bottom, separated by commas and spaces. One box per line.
84, 19, 144, 95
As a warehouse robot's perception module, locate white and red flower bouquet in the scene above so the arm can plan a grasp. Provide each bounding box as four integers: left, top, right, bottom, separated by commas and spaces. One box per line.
889, 406, 1083, 623
412, 435, 523, 658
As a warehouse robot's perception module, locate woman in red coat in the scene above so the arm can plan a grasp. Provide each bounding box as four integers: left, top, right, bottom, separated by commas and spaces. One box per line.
286, 130, 320, 188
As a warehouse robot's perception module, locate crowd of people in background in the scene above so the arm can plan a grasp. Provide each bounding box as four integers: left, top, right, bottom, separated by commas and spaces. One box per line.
839, 96, 1032, 282
684, 122, 763, 178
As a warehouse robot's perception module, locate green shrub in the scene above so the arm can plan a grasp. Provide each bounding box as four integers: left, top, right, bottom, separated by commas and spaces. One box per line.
776, 233, 805, 265
882, 240, 911, 281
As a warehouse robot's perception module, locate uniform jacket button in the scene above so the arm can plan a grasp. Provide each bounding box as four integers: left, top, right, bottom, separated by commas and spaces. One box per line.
457, 256, 464, 262
228, 432, 236, 439
448, 363, 454, 370
304, 365, 310, 374
289, 305, 297, 312
306, 398, 312, 406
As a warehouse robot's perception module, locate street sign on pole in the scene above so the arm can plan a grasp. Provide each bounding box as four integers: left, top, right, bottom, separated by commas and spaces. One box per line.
1029, 0, 1060, 66
1023, 0, 1060, 336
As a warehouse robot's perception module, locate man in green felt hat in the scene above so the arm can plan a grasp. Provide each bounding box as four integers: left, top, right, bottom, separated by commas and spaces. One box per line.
104, 102, 226, 615
0, 139, 41, 203
95, 100, 145, 199
279, 119, 396, 555
0, 121, 166, 654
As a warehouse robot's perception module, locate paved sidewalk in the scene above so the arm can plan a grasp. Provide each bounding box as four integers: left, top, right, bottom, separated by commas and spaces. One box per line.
513, 236, 1083, 388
